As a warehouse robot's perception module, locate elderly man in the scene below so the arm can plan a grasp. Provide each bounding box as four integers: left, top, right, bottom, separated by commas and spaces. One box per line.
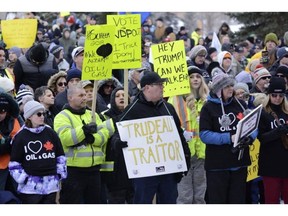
54, 83, 114, 204
113, 71, 191, 204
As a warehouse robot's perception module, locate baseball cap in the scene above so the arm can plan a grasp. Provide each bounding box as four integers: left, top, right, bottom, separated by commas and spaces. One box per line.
71, 46, 84, 59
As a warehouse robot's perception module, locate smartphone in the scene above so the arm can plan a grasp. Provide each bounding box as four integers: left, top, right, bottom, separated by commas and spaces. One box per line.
262, 50, 268, 57
261, 50, 269, 63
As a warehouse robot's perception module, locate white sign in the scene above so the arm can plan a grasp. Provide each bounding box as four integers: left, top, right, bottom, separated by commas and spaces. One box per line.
233, 104, 263, 148
116, 115, 187, 178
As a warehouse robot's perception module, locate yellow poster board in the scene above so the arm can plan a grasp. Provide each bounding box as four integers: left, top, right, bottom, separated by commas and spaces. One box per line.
1, 19, 37, 49
151, 40, 191, 97
107, 14, 141, 69
82, 25, 115, 80
247, 139, 260, 182
60, 12, 70, 17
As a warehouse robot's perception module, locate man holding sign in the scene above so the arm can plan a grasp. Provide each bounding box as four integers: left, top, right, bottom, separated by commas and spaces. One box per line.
114, 71, 191, 204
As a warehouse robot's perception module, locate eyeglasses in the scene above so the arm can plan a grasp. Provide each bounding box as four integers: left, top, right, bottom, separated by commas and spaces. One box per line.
271, 93, 285, 98
276, 74, 284, 78
57, 82, 67, 87
0, 109, 7, 114
35, 112, 45, 117
261, 76, 271, 80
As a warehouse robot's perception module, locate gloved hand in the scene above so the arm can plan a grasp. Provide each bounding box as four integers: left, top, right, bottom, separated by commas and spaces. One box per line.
82, 122, 97, 134
183, 130, 193, 142
84, 133, 95, 144
275, 124, 288, 135
113, 136, 128, 152
231, 136, 253, 153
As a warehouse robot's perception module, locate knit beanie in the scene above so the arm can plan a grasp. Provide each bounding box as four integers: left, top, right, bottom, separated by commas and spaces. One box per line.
235, 71, 253, 84
9, 46, 22, 58
187, 66, 202, 76
23, 100, 45, 120
15, 89, 34, 106
29, 43, 48, 64
0, 77, 14, 93
275, 65, 288, 77
0, 96, 9, 111
276, 47, 288, 60
267, 76, 286, 94
264, 32, 278, 45
234, 82, 250, 95
66, 68, 82, 83
50, 45, 63, 59
189, 45, 207, 60
211, 72, 235, 98
207, 47, 217, 56
253, 67, 271, 84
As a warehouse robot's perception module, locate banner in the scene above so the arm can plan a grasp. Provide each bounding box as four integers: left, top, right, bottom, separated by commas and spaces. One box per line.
82, 25, 115, 80
117, 116, 187, 178
1, 19, 37, 49
107, 14, 142, 69
151, 40, 191, 97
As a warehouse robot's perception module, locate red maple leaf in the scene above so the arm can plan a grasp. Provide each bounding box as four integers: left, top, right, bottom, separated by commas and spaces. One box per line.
237, 112, 244, 120
44, 141, 54, 151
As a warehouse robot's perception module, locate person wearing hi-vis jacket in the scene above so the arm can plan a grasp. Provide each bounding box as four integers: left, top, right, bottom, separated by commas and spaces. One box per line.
112, 71, 191, 204
168, 65, 209, 204
53, 83, 115, 204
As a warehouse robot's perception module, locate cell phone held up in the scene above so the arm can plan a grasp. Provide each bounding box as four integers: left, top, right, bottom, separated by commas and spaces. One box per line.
261, 50, 269, 64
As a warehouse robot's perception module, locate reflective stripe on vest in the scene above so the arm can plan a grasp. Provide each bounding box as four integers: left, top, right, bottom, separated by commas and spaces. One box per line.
100, 161, 114, 172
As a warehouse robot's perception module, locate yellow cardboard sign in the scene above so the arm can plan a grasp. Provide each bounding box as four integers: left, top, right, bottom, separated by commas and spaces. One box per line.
107, 14, 141, 69
1, 19, 37, 49
247, 139, 260, 182
151, 40, 191, 97
60, 12, 70, 17
82, 25, 115, 80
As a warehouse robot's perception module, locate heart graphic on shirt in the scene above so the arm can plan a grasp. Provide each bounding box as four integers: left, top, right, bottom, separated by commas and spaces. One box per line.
27, 141, 42, 154
226, 112, 236, 125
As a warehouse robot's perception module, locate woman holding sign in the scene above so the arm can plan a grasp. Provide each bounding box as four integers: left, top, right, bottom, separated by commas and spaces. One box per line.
199, 71, 257, 204
257, 76, 288, 204
168, 65, 209, 204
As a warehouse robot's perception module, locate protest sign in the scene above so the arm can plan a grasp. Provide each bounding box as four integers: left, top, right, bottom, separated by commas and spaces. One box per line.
151, 40, 191, 97
233, 104, 262, 148
82, 25, 115, 80
107, 14, 142, 69
1, 19, 37, 49
117, 115, 187, 178
247, 139, 260, 181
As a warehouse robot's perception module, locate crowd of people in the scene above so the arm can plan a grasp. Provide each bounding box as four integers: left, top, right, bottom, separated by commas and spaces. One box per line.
0, 12, 288, 204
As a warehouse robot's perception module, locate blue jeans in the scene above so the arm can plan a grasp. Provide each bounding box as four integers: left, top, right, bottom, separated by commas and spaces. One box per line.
132, 174, 178, 204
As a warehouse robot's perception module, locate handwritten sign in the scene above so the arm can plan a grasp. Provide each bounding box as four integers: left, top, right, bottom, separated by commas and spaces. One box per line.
234, 104, 262, 148
247, 139, 260, 181
117, 116, 187, 178
82, 25, 115, 80
151, 40, 191, 97
1, 19, 37, 49
107, 14, 142, 69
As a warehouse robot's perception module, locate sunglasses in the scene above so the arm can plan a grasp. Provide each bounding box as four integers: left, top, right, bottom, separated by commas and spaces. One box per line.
271, 93, 285, 98
276, 74, 284, 78
35, 112, 45, 117
261, 76, 271, 80
223, 57, 231, 60
57, 82, 67, 87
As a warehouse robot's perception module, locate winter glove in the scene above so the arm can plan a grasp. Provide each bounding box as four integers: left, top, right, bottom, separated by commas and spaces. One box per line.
113, 136, 128, 152
183, 130, 193, 142
84, 133, 95, 144
231, 136, 253, 153
82, 122, 97, 134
